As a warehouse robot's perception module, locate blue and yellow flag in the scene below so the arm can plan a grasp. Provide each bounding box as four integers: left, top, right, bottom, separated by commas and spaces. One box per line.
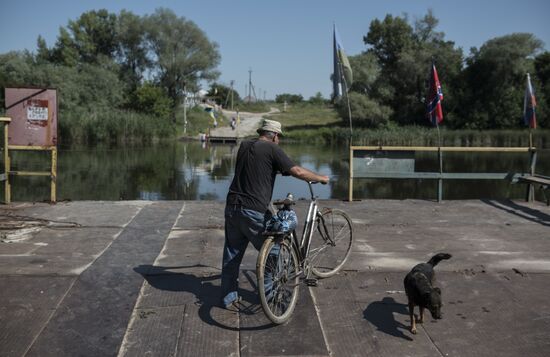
333, 24, 353, 100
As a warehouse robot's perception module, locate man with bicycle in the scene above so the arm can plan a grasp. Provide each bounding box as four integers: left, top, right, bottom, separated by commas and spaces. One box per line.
221, 119, 329, 310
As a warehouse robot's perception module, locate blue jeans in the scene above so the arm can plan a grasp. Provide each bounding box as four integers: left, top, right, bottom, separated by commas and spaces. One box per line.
221, 205, 270, 307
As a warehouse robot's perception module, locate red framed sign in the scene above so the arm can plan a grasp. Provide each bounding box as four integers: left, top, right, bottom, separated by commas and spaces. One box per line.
5, 87, 58, 147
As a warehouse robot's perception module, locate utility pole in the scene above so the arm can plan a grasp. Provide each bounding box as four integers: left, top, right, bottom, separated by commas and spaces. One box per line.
230, 80, 235, 110
248, 68, 252, 103
251, 84, 257, 102
183, 83, 187, 134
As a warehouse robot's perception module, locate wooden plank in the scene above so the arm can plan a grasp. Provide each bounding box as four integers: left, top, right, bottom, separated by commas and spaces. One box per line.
26, 202, 183, 357
0, 276, 75, 357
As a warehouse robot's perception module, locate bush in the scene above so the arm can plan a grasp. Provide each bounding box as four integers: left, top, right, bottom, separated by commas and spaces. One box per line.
131, 82, 173, 118
336, 92, 392, 128
175, 106, 212, 136
60, 107, 174, 144
275, 93, 303, 104
308, 92, 327, 105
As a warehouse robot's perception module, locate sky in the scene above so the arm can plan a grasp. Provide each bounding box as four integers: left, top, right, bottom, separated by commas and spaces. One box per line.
1, 0, 549, 99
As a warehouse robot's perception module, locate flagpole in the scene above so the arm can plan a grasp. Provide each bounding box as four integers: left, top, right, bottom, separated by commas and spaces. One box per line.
340, 60, 353, 145
334, 24, 353, 145
436, 121, 443, 202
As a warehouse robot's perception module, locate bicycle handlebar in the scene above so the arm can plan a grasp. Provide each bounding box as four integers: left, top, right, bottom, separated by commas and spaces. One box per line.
308, 181, 328, 185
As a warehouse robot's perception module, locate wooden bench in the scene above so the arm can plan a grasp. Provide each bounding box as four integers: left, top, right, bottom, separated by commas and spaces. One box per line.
518, 174, 550, 205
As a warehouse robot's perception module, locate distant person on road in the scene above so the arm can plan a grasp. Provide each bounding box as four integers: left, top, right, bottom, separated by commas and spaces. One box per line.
221, 119, 329, 309
230, 117, 236, 130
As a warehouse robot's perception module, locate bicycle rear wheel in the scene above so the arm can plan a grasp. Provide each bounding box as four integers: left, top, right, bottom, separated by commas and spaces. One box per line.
310, 209, 353, 278
257, 236, 300, 324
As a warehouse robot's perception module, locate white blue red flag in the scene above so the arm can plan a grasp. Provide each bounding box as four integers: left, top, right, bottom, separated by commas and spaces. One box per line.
523, 73, 537, 129
426, 63, 443, 126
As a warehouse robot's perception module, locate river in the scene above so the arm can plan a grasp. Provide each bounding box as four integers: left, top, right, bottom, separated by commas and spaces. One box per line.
7, 141, 550, 203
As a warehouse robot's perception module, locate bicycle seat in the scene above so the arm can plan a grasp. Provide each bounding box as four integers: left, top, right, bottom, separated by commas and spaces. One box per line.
273, 194, 295, 207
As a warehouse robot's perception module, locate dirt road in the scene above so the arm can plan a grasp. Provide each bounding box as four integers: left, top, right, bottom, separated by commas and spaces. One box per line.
209, 107, 279, 138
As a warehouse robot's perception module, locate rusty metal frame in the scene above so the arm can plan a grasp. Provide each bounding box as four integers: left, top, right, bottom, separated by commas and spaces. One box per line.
0, 117, 57, 203
1, 117, 11, 202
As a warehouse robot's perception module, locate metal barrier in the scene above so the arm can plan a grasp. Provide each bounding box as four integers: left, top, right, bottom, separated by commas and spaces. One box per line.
348, 146, 536, 202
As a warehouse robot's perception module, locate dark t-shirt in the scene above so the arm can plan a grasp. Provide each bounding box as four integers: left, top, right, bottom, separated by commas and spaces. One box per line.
226, 139, 296, 213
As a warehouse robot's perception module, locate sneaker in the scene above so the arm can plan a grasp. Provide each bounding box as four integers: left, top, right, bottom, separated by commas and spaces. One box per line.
223, 296, 242, 312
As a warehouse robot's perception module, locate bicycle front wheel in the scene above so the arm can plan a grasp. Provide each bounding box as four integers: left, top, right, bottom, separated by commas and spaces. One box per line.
310, 209, 353, 278
257, 236, 300, 324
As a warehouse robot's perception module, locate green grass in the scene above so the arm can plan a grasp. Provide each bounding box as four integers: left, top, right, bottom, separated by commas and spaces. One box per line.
265, 102, 341, 130
175, 106, 211, 136
262, 103, 550, 148
235, 101, 271, 113
283, 126, 550, 148
59, 108, 174, 145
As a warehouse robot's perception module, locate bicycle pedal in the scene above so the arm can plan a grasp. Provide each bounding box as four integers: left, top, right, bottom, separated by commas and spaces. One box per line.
305, 278, 318, 286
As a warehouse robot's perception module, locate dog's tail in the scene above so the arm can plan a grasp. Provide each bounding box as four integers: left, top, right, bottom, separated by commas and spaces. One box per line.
427, 253, 452, 267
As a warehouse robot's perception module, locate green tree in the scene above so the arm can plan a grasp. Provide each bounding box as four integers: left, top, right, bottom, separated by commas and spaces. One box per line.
36, 36, 51, 64
133, 82, 173, 118
117, 10, 151, 91
348, 52, 380, 94
459, 33, 544, 129
66, 9, 118, 64
45, 9, 118, 66
308, 92, 326, 105
145, 8, 220, 115
364, 14, 414, 67
362, 10, 463, 126
275, 93, 303, 103
0, 51, 34, 109
50, 27, 79, 66
535, 51, 550, 128
207, 83, 241, 107
337, 92, 392, 128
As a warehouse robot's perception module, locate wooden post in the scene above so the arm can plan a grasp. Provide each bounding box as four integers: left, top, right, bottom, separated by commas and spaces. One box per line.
2, 118, 11, 203
437, 125, 443, 202
349, 146, 354, 202
438, 147, 443, 202
527, 148, 537, 202
51, 147, 57, 203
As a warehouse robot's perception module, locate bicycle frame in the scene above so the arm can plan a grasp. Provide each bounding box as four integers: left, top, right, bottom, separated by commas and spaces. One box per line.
285, 182, 323, 274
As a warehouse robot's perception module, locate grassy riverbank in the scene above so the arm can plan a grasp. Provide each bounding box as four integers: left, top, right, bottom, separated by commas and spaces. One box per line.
284, 126, 549, 148
22, 101, 547, 147
266, 103, 550, 148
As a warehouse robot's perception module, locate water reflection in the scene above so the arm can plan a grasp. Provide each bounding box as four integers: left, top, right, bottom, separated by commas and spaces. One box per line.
5, 141, 550, 203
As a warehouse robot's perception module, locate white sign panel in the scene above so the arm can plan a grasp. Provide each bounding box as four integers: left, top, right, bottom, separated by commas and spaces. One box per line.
27, 105, 48, 121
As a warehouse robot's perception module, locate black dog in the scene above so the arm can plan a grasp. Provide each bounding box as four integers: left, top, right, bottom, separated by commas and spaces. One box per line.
404, 253, 452, 334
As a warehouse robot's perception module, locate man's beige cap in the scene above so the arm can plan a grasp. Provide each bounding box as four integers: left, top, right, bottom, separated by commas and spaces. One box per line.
257, 119, 284, 136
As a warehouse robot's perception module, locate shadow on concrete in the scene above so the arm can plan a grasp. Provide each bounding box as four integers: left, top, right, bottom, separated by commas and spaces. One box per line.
134, 265, 274, 331
363, 297, 413, 341
482, 199, 550, 227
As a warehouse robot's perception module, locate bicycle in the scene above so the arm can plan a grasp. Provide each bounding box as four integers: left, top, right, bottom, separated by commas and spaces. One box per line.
256, 181, 354, 324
